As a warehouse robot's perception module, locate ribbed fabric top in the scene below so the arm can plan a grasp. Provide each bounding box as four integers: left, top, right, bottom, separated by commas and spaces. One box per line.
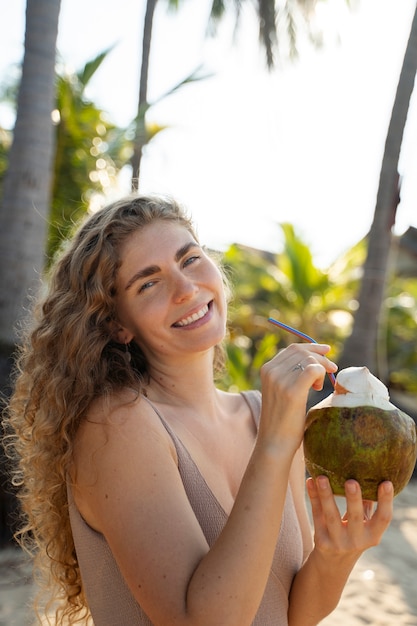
68, 390, 303, 625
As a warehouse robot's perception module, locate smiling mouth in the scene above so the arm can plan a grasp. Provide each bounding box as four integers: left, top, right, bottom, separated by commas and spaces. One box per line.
173, 303, 210, 327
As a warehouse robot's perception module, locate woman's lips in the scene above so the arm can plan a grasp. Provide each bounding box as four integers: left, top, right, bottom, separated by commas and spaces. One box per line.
173, 302, 211, 327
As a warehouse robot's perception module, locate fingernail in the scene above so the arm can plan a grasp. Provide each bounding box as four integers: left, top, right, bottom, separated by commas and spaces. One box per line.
346, 481, 357, 495
383, 481, 393, 494
306, 477, 315, 492
318, 476, 328, 490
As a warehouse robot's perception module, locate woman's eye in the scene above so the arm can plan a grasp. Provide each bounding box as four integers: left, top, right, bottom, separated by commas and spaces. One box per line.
139, 280, 155, 293
184, 255, 200, 267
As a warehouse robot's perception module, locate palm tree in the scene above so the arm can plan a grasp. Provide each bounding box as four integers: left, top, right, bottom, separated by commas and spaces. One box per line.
130, 0, 158, 190
0, 0, 61, 351
338, 6, 417, 378
0, 0, 61, 546
130, 0, 318, 188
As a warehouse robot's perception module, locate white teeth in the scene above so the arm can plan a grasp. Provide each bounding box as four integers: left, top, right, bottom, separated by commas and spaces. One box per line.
175, 304, 209, 327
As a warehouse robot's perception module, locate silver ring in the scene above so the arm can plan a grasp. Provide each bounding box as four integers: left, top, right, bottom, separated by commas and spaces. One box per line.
292, 363, 304, 372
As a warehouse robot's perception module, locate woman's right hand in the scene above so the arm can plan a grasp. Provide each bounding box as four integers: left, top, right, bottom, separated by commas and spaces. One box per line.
258, 343, 338, 452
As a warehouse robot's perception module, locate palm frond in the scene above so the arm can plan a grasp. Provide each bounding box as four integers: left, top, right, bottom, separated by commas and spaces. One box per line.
77, 46, 115, 88
256, 0, 277, 68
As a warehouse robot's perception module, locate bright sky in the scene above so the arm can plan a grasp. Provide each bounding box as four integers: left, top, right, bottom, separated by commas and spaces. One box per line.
1, 0, 416, 268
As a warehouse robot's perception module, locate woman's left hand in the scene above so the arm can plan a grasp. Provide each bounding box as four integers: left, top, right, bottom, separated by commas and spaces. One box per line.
307, 475, 394, 559
287, 476, 393, 624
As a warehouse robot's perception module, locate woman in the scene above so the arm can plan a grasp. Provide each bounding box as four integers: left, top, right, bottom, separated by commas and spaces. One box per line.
5, 194, 393, 625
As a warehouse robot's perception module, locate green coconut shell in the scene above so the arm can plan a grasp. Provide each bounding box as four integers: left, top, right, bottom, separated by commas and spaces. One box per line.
304, 405, 417, 501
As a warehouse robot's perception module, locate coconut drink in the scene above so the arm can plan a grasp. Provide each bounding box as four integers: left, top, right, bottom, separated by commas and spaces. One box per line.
304, 366, 417, 501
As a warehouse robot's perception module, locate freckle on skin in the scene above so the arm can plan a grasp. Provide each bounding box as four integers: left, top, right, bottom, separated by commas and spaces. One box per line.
104, 494, 108, 499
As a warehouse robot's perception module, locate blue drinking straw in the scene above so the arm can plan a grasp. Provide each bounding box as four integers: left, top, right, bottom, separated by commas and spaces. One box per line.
268, 317, 336, 387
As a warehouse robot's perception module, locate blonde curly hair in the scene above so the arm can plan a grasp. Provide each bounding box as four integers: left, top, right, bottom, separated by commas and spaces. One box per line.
3, 194, 227, 624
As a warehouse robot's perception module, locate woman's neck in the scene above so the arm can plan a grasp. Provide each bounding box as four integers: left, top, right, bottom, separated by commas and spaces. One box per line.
145, 350, 221, 412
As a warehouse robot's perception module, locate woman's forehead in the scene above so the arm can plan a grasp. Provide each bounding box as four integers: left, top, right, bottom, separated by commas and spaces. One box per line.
116, 221, 199, 279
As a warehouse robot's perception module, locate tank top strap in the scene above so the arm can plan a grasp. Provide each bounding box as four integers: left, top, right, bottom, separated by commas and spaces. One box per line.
240, 389, 262, 429
142, 390, 262, 441
141, 395, 187, 454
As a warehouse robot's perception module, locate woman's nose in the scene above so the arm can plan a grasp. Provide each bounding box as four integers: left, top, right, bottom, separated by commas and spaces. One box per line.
172, 273, 198, 302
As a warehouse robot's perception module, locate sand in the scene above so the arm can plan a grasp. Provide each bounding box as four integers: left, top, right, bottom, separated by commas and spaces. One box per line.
1, 481, 416, 625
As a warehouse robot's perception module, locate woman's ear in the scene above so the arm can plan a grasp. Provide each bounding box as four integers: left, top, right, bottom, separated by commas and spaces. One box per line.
107, 319, 134, 345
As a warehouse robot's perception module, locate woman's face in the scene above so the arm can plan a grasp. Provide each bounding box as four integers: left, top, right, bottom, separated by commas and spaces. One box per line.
113, 220, 227, 366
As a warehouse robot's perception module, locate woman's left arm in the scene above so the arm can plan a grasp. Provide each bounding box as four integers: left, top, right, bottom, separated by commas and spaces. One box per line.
288, 475, 394, 626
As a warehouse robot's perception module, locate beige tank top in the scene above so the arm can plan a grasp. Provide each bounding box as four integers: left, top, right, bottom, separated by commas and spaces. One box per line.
68, 390, 304, 625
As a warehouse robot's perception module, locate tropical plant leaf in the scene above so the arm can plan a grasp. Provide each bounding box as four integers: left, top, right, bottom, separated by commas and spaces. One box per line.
78, 46, 115, 88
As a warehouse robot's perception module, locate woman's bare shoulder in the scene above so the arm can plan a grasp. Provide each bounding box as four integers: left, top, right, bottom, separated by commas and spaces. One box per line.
71, 390, 177, 527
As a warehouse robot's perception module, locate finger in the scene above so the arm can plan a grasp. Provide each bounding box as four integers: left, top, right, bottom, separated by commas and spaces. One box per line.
269, 345, 337, 380
306, 477, 328, 545
368, 481, 394, 534
307, 476, 342, 542
342, 497, 375, 523
276, 343, 336, 367
305, 364, 327, 391
343, 480, 373, 533
363, 500, 376, 520
306, 476, 323, 523
288, 358, 337, 390
300, 360, 336, 391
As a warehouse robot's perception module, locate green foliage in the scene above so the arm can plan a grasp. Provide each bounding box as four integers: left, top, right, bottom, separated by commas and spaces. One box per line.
0, 127, 11, 199
220, 224, 360, 391
384, 280, 417, 392
220, 227, 417, 396
0, 67, 19, 200
48, 52, 132, 263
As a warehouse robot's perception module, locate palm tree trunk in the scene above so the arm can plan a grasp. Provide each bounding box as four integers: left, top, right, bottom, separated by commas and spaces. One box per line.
0, 0, 61, 546
0, 0, 61, 348
338, 7, 417, 378
130, 0, 158, 190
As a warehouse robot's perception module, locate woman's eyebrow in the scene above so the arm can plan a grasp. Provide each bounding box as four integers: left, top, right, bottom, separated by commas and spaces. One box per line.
125, 264, 160, 291
174, 241, 199, 262
125, 241, 199, 291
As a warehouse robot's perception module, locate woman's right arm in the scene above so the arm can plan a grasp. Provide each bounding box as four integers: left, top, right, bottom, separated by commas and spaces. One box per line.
73, 344, 335, 626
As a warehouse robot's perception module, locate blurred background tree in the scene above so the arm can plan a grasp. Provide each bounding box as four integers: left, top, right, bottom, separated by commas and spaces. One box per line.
338, 6, 417, 377
131, 0, 324, 187
0, 0, 62, 547
0, 0, 61, 352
